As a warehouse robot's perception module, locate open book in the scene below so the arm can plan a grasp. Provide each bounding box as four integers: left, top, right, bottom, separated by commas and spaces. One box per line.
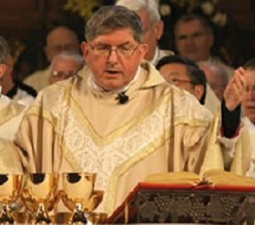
143, 169, 255, 191
108, 170, 255, 225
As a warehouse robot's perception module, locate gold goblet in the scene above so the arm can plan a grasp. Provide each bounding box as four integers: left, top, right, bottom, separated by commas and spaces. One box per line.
21, 173, 59, 224
60, 173, 104, 224
0, 174, 22, 224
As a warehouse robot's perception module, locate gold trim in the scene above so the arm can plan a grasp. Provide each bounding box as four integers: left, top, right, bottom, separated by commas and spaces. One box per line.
67, 89, 172, 146
105, 131, 172, 214
0, 101, 25, 126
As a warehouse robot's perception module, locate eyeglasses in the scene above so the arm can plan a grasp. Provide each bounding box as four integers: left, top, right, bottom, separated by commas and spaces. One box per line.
51, 70, 76, 79
88, 44, 140, 57
167, 78, 193, 86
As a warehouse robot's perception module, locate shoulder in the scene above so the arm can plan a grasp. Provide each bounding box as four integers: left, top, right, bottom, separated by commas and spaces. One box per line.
0, 138, 23, 173
172, 87, 213, 124
24, 68, 50, 82
30, 77, 75, 110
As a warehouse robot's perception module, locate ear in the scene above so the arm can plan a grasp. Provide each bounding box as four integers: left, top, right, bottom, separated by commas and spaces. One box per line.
153, 20, 164, 40
137, 43, 149, 61
0, 64, 7, 79
81, 42, 90, 61
194, 85, 205, 101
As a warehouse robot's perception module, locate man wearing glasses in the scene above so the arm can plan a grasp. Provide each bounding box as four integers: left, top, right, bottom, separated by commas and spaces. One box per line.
14, 6, 247, 215
156, 55, 220, 113
48, 51, 84, 85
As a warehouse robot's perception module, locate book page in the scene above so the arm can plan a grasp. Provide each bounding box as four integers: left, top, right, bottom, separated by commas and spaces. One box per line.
143, 171, 201, 186
203, 169, 255, 187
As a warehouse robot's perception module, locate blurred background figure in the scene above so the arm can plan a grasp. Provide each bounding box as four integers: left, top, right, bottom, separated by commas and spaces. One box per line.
49, 51, 84, 85
0, 35, 27, 140
156, 55, 220, 113
156, 55, 206, 105
199, 61, 229, 101
2, 54, 36, 105
174, 14, 233, 79
116, 0, 174, 65
23, 26, 80, 92
242, 59, 255, 125
235, 59, 255, 177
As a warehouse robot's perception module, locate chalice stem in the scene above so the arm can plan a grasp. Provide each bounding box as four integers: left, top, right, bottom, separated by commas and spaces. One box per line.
0, 204, 14, 224
35, 203, 51, 224
70, 203, 87, 225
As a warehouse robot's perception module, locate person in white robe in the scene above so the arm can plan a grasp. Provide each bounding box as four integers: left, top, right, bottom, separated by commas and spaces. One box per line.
13, 6, 247, 216
0, 35, 25, 173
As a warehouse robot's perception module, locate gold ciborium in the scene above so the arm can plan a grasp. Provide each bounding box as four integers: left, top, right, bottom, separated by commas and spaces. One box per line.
21, 173, 59, 224
60, 173, 104, 224
0, 174, 22, 224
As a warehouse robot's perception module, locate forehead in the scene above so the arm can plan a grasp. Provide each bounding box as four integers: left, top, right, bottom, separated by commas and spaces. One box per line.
47, 30, 77, 45
90, 28, 136, 45
176, 20, 204, 34
159, 63, 189, 78
53, 58, 78, 69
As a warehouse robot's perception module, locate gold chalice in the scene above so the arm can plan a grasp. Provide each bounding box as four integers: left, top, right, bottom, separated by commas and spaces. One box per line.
21, 173, 59, 224
0, 174, 22, 224
60, 173, 104, 224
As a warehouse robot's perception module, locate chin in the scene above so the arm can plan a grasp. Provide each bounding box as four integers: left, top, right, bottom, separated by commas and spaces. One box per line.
103, 83, 124, 91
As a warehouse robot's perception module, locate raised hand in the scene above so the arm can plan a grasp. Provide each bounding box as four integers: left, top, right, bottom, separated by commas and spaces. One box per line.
223, 67, 247, 111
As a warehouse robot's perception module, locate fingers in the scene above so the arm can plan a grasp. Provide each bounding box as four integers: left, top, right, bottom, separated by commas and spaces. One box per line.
231, 67, 247, 94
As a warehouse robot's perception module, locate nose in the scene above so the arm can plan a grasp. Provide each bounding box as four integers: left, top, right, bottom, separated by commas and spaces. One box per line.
186, 36, 195, 45
107, 49, 118, 63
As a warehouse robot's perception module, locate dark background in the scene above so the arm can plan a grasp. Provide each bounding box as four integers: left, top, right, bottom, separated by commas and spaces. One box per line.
0, 0, 254, 80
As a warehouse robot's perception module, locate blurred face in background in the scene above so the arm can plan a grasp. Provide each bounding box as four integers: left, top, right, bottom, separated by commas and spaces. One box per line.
1, 55, 14, 94
49, 56, 81, 84
242, 69, 255, 123
45, 27, 80, 62
136, 8, 163, 61
175, 20, 214, 62
199, 63, 227, 100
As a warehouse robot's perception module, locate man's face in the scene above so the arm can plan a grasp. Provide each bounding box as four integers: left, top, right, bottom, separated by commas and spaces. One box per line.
0, 63, 6, 81
49, 57, 81, 84
242, 69, 255, 123
81, 28, 148, 91
137, 8, 163, 61
159, 62, 204, 102
175, 20, 214, 62
159, 63, 196, 95
199, 64, 226, 100
46, 29, 80, 62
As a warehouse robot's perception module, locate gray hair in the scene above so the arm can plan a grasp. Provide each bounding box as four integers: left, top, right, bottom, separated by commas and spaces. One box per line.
199, 61, 229, 87
85, 5, 144, 43
116, 0, 161, 24
50, 51, 84, 70
0, 36, 10, 64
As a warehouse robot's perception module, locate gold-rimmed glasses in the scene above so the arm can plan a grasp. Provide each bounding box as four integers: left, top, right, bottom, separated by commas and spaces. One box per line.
88, 43, 140, 57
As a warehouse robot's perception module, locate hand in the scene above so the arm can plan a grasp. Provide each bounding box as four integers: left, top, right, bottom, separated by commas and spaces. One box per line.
223, 67, 247, 111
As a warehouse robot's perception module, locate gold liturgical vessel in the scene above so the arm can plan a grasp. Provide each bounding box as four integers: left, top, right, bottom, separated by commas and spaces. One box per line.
60, 172, 107, 224
21, 173, 59, 224
0, 174, 22, 224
